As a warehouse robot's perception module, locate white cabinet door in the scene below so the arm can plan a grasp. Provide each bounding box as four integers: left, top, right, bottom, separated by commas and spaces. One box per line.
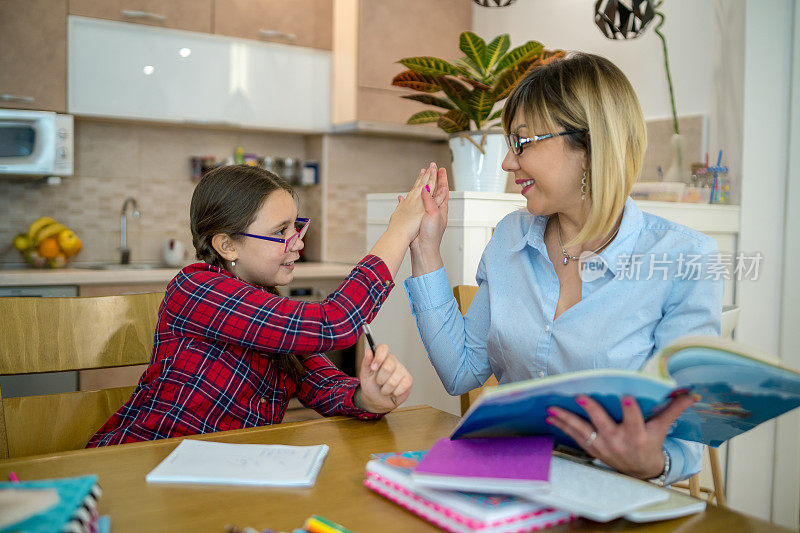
68, 16, 330, 132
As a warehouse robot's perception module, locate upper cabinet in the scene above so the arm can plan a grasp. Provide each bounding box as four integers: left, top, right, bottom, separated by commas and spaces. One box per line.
214, 0, 333, 50
68, 17, 331, 132
0, 0, 67, 112
332, 0, 472, 126
68, 0, 213, 33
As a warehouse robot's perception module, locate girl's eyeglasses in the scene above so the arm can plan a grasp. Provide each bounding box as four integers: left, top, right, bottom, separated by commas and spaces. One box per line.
505, 130, 586, 156
234, 217, 310, 253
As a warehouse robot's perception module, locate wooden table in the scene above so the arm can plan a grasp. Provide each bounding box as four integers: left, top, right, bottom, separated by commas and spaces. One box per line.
0, 406, 790, 532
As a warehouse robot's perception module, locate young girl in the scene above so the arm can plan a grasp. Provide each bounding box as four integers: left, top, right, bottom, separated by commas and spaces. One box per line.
89, 163, 435, 446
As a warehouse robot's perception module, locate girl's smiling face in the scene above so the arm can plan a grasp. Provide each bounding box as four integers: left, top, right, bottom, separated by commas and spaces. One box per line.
502, 111, 586, 217
225, 189, 304, 288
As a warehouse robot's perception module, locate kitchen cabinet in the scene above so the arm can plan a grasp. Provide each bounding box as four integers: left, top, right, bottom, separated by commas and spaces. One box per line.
68, 16, 331, 132
0, 0, 67, 112
68, 0, 213, 33
333, 0, 471, 126
214, 0, 333, 50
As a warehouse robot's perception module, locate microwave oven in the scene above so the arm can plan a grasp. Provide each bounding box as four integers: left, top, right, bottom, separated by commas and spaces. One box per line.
0, 109, 74, 178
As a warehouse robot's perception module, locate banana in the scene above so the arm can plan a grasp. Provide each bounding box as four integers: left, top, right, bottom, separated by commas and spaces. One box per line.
27, 216, 57, 240
34, 223, 67, 246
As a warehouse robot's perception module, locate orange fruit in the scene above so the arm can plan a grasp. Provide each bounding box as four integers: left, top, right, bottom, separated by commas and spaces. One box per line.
38, 236, 61, 259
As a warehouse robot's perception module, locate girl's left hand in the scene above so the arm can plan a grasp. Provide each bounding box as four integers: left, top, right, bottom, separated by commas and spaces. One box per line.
546, 394, 697, 479
356, 343, 413, 413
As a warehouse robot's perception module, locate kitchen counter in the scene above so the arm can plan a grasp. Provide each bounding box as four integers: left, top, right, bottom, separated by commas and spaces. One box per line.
0, 262, 356, 287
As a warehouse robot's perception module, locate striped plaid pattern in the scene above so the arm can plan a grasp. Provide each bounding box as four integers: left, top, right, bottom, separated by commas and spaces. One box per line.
88, 255, 394, 447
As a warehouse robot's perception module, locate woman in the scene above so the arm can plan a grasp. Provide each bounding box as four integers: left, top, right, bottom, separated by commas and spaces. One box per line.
405, 52, 722, 484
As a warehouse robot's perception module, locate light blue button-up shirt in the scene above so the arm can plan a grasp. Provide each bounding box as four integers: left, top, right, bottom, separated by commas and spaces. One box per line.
404, 198, 722, 484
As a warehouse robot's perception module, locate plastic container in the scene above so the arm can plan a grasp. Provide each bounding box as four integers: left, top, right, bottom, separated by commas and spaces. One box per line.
681, 187, 712, 203
630, 181, 687, 202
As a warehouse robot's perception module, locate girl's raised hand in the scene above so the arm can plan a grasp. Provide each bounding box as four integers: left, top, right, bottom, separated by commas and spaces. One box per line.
356, 343, 413, 413
387, 165, 435, 244
411, 162, 449, 254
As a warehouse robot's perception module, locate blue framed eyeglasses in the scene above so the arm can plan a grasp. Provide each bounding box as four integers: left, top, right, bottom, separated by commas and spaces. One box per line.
505, 130, 585, 155
234, 217, 310, 253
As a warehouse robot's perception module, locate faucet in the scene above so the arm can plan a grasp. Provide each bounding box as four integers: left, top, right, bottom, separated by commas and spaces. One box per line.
119, 197, 140, 264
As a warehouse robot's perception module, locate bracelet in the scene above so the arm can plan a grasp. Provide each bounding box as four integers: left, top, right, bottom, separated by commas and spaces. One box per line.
653, 449, 671, 486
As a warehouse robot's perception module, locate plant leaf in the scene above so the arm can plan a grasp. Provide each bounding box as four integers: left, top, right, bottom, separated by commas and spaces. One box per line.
401, 94, 455, 111
437, 109, 470, 133
492, 67, 528, 100
459, 31, 488, 75
469, 88, 494, 124
438, 77, 472, 117
488, 108, 504, 121
407, 110, 443, 125
486, 34, 510, 70
458, 76, 492, 91
392, 70, 442, 93
398, 56, 464, 77
494, 40, 544, 74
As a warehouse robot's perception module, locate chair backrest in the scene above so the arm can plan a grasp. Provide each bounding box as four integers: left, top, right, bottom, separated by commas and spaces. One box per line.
452, 285, 498, 416
0, 292, 164, 458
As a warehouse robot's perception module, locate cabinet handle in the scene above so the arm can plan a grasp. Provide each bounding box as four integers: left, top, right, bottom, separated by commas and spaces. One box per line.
1, 94, 35, 103
258, 29, 297, 42
121, 9, 167, 22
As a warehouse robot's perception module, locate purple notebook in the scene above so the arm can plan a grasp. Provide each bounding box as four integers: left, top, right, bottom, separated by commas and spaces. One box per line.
410, 436, 553, 497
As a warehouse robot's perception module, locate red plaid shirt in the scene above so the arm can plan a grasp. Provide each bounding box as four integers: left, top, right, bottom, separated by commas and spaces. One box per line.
88, 255, 394, 447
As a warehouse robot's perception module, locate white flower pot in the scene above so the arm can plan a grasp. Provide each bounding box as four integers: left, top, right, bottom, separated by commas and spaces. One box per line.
448, 131, 508, 192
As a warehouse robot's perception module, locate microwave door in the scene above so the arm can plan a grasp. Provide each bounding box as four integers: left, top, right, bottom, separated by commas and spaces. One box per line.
0, 114, 55, 175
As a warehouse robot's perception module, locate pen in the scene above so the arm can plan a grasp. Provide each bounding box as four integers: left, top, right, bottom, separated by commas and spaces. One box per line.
362, 324, 397, 406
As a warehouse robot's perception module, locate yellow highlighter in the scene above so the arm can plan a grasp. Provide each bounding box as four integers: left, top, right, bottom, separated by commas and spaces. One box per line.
303, 515, 354, 533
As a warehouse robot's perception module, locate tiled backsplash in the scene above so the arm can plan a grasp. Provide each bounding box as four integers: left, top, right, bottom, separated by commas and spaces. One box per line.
0, 115, 704, 268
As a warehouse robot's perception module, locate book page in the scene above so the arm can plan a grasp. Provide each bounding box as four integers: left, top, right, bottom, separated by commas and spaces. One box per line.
145, 440, 329, 487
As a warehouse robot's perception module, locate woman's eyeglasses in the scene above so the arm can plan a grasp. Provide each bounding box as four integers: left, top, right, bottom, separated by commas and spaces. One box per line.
234, 217, 310, 253
505, 130, 586, 155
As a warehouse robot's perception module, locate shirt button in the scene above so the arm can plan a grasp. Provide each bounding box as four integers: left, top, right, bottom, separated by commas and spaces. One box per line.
259, 397, 267, 404
538, 371, 545, 378
544, 325, 551, 332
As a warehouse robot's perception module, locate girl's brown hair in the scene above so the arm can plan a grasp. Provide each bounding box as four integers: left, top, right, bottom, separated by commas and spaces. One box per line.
502, 52, 647, 246
190, 164, 305, 379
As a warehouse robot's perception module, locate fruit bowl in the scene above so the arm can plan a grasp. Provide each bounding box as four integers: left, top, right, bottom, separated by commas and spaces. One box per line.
13, 217, 83, 269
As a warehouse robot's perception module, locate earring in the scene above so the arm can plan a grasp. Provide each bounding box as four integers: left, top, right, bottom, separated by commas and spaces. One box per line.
231, 260, 236, 267
581, 172, 588, 200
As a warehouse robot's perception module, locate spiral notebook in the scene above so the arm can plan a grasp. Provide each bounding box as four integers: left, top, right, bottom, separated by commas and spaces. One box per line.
146, 439, 329, 487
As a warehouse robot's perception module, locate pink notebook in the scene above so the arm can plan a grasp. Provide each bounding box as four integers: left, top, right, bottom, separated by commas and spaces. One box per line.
410, 436, 553, 497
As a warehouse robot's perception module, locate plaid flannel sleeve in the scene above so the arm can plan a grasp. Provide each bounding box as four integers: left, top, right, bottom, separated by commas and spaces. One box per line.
294, 354, 383, 420
166, 255, 394, 356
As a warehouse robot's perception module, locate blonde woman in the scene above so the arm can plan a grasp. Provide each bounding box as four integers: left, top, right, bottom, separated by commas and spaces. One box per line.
406, 53, 722, 484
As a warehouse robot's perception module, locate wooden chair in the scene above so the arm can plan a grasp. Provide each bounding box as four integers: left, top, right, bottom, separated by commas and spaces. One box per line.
453, 284, 735, 507
453, 285, 498, 416
0, 292, 164, 458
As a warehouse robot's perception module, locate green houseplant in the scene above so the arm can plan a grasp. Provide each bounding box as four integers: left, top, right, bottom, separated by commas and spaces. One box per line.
392, 32, 563, 192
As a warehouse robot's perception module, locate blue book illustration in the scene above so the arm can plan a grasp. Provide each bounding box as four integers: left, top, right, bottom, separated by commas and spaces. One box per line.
452, 336, 800, 447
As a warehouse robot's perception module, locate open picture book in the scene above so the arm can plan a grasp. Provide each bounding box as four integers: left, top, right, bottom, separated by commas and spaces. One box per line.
452, 336, 800, 447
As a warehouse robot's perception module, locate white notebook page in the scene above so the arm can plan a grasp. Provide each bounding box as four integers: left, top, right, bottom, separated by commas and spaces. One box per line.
145, 439, 329, 487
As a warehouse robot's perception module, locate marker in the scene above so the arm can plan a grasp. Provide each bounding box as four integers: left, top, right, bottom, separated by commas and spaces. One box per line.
362, 324, 397, 406
303, 515, 354, 533
8, 471, 19, 483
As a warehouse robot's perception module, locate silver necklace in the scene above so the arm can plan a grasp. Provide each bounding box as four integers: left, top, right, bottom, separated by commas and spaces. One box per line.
556, 219, 620, 265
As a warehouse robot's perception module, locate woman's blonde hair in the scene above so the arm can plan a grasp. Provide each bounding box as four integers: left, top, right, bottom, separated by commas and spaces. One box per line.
502, 52, 646, 245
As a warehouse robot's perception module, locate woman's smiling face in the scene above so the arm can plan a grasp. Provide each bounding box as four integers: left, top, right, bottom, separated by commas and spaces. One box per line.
231, 189, 304, 288
502, 111, 587, 217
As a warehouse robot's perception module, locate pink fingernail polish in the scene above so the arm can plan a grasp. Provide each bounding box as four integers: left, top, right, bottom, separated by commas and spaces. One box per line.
546, 408, 557, 417
545, 418, 554, 425
576, 397, 587, 406
425, 184, 431, 193
622, 397, 633, 406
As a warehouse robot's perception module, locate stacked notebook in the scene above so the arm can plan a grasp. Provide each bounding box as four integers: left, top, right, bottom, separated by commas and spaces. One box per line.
0, 475, 105, 533
365, 436, 706, 531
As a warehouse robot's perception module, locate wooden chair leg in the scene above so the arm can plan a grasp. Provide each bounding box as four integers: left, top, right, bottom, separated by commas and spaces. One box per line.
709, 447, 727, 507
689, 474, 701, 499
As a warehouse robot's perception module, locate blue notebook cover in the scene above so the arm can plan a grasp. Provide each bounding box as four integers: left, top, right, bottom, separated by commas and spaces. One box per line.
0, 475, 99, 533
453, 336, 800, 447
